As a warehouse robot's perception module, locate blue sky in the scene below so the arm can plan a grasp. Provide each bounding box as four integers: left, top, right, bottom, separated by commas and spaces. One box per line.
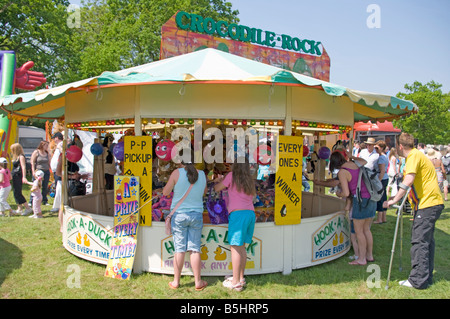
227, 0, 450, 96
69, 0, 450, 96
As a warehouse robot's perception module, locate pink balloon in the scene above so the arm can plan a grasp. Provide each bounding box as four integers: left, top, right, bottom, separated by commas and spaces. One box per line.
66, 145, 83, 162
303, 145, 310, 157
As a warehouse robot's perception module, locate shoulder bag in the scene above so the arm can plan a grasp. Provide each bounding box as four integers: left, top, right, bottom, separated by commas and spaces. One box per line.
165, 184, 194, 235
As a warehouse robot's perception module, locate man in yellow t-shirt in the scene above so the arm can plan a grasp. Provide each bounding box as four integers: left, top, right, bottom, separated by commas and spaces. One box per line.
384, 133, 443, 289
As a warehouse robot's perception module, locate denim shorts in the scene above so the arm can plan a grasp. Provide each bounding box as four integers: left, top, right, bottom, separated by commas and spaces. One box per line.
171, 210, 203, 253
352, 197, 376, 220
228, 210, 256, 246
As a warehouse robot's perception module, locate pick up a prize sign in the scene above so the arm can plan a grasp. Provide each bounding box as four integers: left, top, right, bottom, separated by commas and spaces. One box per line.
104, 176, 140, 280
123, 136, 153, 226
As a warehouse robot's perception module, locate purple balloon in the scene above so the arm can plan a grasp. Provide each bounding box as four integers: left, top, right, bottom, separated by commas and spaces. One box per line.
318, 146, 331, 160
113, 141, 124, 161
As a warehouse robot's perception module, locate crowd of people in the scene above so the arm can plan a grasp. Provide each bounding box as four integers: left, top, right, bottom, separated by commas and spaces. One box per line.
1, 129, 447, 291
0, 131, 88, 226
316, 134, 447, 289
162, 132, 447, 291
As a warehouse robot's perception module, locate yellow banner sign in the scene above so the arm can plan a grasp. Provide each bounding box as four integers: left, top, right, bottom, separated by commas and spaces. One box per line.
105, 176, 140, 280
123, 136, 153, 226
274, 135, 303, 225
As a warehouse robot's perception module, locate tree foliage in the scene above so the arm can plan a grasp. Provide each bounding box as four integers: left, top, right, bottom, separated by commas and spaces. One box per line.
0, 0, 74, 87
1, 0, 239, 86
67, 0, 239, 83
393, 81, 450, 144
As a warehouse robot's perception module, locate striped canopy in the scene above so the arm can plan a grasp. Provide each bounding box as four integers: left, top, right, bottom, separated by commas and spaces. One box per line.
0, 48, 417, 122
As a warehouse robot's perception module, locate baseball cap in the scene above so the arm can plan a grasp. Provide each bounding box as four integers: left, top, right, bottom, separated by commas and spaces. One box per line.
0, 157, 7, 164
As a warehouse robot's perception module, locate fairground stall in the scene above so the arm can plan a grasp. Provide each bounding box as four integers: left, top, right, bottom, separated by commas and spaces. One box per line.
0, 48, 416, 277
0, 11, 417, 278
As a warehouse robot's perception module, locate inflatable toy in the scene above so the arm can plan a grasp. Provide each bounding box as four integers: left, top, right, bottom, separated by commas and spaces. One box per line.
318, 146, 331, 160
66, 145, 83, 162
303, 145, 309, 157
113, 141, 124, 161
90, 143, 104, 156
155, 139, 175, 161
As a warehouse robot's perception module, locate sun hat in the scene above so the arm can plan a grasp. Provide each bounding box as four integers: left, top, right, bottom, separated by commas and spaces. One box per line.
426, 148, 437, 160
365, 137, 377, 145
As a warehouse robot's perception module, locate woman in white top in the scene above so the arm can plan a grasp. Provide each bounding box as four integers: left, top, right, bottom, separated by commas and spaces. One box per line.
386, 147, 399, 197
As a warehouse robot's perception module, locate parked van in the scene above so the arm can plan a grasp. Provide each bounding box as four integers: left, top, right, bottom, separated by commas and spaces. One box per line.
18, 125, 46, 162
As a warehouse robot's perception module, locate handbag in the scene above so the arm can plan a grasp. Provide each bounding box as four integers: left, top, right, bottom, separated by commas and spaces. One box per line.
165, 184, 193, 235
206, 186, 229, 225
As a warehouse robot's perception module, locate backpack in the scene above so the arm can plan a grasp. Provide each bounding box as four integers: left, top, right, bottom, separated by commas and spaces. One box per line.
354, 161, 384, 204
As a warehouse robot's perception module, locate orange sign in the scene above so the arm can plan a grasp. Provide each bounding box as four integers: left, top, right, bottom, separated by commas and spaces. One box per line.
161, 12, 330, 81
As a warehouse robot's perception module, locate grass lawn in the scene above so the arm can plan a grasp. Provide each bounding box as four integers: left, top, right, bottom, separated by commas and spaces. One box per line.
1, 183, 449, 300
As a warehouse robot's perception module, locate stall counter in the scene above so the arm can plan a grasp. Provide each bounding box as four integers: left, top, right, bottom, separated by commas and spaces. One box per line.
63, 192, 350, 276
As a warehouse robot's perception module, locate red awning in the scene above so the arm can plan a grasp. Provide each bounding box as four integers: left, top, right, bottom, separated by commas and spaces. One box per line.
354, 121, 400, 132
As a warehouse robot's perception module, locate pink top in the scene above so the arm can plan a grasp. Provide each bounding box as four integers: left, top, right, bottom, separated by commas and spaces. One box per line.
31, 179, 42, 199
343, 167, 370, 199
0, 168, 11, 188
221, 172, 254, 213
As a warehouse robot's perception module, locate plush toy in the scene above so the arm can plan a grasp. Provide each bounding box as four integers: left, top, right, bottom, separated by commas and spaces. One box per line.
306, 151, 319, 173
157, 158, 177, 182
152, 191, 173, 221
124, 128, 135, 136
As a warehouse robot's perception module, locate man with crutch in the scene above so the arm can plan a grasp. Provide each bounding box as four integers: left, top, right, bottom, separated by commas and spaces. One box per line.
383, 133, 444, 289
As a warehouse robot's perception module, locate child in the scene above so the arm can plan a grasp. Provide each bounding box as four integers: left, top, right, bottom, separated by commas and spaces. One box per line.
27, 170, 45, 218
0, 157, 17, 217
214, 157, 256, 292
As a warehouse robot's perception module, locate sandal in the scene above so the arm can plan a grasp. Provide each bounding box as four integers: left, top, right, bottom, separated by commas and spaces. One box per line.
195, 280, 208, 291
168, 281, 179, 290
228, 282, 245, 292
224, 276, 246, 287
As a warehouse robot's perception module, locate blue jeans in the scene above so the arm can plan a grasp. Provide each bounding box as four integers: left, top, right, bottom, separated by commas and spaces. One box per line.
171, 210, 203, 253
302, 176, 310, 192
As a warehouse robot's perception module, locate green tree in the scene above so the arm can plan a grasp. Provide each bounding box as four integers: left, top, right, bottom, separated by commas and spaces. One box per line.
394, 81, 450, 144
64, 0, 239, 83
0, 0, 74, 87
1, 0, 239, 86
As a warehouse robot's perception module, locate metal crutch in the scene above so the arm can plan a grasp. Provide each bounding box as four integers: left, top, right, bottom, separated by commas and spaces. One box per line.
385, 187, 411, 290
